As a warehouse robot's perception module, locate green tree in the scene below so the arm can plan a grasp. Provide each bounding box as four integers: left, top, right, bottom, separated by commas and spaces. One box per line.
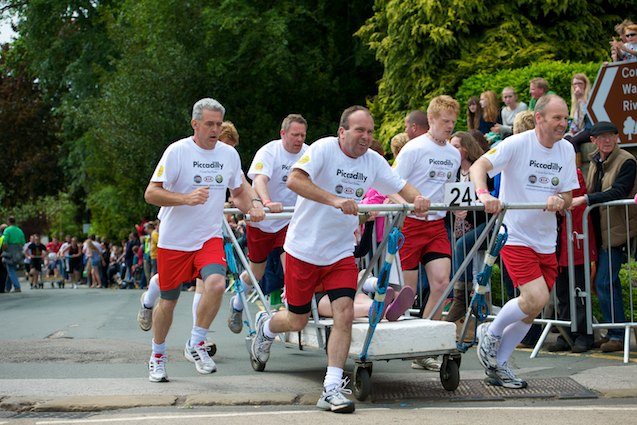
357, 0, 634, 142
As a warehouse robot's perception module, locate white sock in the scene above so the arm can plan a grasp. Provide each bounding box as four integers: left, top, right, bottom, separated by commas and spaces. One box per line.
233, 275, 252, 311
497, 321, 532, 366
189, 326, 208, 348
192, 292, 202, 325
323, 366, 343, 391
489, 298, 528, 337
263, 318, 276, 339
152, 339, 166, 356
232, 292, 244, 311
362, 277, 377, 295
144, 274, 160, 308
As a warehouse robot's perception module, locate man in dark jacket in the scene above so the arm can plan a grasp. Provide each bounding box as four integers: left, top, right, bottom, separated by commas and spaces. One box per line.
570, 121, 637, 352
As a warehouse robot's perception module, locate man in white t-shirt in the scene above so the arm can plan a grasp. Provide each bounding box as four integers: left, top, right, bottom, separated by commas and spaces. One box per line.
471, 94, 578, 389
144, 98, 265, 383
227, 114, 309, 334
393, 95, 461, 371
251, 106, 430, 414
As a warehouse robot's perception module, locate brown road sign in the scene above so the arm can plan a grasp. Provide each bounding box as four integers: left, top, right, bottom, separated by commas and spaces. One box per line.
587, 61, 637, 146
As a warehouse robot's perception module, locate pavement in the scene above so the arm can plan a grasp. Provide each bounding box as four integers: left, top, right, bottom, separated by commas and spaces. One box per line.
1, 283, 637, 412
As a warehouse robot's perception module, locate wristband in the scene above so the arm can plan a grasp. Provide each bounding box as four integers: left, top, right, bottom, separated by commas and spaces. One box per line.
476, 188, 490, 196
556, 193, 564, 200
251, 198, 264, 207
263, 199, 272, 206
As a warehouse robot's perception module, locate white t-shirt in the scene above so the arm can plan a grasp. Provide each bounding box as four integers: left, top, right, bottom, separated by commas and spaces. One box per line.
151, 137, 244, 251
284, 136, 406, 266
484, 129, 579, 253
394, 134, 461, 220
247, 139, 309, 233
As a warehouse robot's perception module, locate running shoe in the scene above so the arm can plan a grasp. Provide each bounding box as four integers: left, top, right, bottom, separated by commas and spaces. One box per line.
184, 340, 217, 374
227, 296, 243, 334
477, 323, 500, 371
316, 377, 355, 413
148, 353, 168, 382
251, 311, 274, 364
137, 291, 153, 331
410, 356, 442, 371
485, 362, 528, 389
384, 286, 414, 321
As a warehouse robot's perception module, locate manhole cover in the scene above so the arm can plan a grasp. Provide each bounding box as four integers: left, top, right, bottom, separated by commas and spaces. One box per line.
371, 377, 597, 402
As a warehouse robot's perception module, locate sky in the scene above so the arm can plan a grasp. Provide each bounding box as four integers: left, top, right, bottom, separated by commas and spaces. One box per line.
0, 17, 17, 44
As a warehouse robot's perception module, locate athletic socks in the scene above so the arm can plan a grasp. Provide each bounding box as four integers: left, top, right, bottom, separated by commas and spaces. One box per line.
233, 274, 253, 311
144, 274, 160, 308
152, 340, 166, 356
488, 298, 528, 337
192, 292, 202, 325
189, 326, 208, 348
323, 366, 344, 391
497, 321, 532, 366
362, 277, 378, 296
263, 318, 276, 339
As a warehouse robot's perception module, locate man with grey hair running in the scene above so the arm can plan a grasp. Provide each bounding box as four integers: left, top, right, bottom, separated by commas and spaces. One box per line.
144, 98, 265, 382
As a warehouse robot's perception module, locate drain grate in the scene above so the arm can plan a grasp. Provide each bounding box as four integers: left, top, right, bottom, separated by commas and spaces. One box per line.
371, 378, 598, 402
1, 411, 94, 420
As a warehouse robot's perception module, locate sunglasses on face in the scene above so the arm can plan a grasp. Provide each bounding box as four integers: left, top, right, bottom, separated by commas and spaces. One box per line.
626, 33, 637, 37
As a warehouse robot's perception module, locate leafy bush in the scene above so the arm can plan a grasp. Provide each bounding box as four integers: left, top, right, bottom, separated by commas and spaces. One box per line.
455, 61, 602, 130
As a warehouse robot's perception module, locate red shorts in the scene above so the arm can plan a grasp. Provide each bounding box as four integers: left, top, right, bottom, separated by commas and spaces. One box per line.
157, 237, 225, 291
246, 225, 287, 263
501, 245, 557, 290
400, 217, 451, 270
284, 254, 358, 311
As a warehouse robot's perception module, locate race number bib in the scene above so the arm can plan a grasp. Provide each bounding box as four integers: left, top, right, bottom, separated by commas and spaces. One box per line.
444, 182, 476, 207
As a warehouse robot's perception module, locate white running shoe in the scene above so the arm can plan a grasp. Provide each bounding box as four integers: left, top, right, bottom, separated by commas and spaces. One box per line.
410, 356, 442, 371
148, 353, 168, 382
184, 340, 217, 374
477, 323, 500, 371
137, 291, 153, 331
485, 362, 528, 389
316, 377, 355, 413
251, 311, 274, 364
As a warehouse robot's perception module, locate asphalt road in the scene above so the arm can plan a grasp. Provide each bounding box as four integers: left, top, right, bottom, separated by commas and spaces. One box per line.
1, 283, 637, 424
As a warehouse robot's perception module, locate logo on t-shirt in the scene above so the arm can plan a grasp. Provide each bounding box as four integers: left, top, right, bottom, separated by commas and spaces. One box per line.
551, 177, 559, 186
157, 165, 164, 177
215, 175, 224, 183
335, 185, 343, 194
255, 162, 264, 171
297, 155, 310, 165
194, 175, 202, 184
487, 148, 497, 155
355, 188, 364, 198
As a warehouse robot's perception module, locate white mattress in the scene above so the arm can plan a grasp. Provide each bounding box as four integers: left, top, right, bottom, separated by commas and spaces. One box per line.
284, 318, 457, 359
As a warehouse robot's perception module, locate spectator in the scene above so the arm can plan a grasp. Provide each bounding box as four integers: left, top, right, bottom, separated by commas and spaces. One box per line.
446, 131, 489, 326
568, 73, 592, 137
491, 87, 527, 140
528, 77, 550, 110
0, 224, 7, 292
571, 121, 637, 352
611, 19, 634, 61
1, 216, 25, 292
611, 22, 637, 61
466, 96, 481, 131
27, 234, 47, 289
478, 90, 500, 136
